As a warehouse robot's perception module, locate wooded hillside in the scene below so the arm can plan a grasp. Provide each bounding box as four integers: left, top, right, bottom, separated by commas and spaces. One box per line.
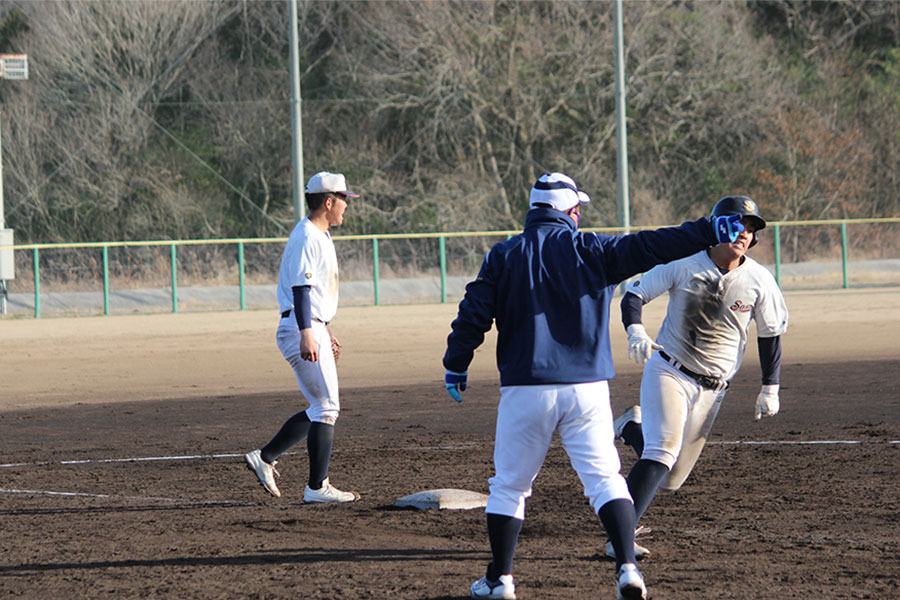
0, 0, 898, 243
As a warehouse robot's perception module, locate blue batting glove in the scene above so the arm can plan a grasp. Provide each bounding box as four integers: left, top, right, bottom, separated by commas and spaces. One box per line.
444, 370, 468, 403
713, 214, 745, 244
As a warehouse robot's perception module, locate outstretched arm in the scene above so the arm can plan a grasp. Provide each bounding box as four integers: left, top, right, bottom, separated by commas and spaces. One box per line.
601, 215, 744, 283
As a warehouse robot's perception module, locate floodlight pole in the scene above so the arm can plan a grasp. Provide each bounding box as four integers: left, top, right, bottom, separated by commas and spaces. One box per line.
614, 0, 630, 234
288, 0, 305, 223
0, 110, 4, 230
0, 53, 28, 315
0, 111, 5, 315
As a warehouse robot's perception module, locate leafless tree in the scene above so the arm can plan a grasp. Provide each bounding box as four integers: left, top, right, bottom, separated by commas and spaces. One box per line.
0, 0, 896, 248
2, 0, 240, 241
311, 1, 627, 233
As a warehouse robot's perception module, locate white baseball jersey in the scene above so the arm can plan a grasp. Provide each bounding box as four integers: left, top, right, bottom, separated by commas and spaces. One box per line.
277, 217, 339, 323
626, 250, 788, 382
275, 217, 341, 423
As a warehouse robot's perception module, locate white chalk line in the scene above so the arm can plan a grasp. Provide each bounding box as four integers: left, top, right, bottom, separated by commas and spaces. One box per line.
0, 452, 246, 469
0, 440, 897, 471
711, 440, 900, 446
0, 487, 249, 505
0, 446, 475, 469
0, 452, 266, 505
709, 440, 862, 445
0, 440, 896, 506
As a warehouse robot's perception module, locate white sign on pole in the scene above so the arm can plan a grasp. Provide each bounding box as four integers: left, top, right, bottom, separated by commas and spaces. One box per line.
0, 229, 13, 280
0, 54, 27, 314
0, 54, 28, 80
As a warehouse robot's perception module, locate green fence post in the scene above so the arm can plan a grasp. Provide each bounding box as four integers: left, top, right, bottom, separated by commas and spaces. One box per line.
439, 236, 447, 303
33, 247, 40, 319
170, 243, 178, 313
372, 237, 380, 306
238, 241, 246, 311
102, 245, 110, 315
841, 222, 849, 289
773, 224, 782, 288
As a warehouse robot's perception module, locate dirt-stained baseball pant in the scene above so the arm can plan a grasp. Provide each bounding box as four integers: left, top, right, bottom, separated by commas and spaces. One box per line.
487, 381, 632, 520
639, 353, 725, 490
276, 317, 340, 424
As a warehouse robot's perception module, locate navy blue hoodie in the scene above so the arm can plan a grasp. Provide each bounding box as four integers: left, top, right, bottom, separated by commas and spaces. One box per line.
443, 207, 721, 386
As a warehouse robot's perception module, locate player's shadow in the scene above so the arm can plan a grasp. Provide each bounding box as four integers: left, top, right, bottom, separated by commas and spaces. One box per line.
0, 546, 485, 573
0, 548, 483, 599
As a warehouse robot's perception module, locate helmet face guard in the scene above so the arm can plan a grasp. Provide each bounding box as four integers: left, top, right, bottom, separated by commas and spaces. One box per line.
710, 195, 766, 248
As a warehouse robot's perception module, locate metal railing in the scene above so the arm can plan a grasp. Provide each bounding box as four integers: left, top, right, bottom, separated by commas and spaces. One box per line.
2, 217, 898, 318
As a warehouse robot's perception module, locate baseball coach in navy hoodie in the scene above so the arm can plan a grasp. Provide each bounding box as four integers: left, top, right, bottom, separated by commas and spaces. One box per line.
443, 172, 743, 600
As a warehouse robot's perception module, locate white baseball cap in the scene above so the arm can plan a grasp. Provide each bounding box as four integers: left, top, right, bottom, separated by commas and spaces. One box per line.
529, 172, 590, 211
305, 171, 360, 197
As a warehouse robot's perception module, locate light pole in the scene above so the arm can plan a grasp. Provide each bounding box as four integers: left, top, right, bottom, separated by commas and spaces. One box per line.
614, 0, 630, 235
288, 0, 305, 223
0, 53, 28, 315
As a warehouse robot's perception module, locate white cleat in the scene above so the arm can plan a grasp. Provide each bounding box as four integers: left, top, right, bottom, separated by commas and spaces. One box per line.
614, 405, 641, 443
605, 539, 651, 561
470, 574, 516, 599
244, 449, 281, 497
606, 525, 652, 560
303, 477, 359, 503
616, 563, 648, 600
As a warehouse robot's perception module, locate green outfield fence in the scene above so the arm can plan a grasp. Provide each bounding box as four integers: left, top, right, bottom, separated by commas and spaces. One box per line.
1, 217, 899, 318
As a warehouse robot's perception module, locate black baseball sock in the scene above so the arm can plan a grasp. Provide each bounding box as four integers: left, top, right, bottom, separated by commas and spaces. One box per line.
627, 458, 670, 524
598, 498, 636, 569
485, 512, 523, 579
261, 411, 311, 464
307, 421, 335, 489
621, 421, 644, 458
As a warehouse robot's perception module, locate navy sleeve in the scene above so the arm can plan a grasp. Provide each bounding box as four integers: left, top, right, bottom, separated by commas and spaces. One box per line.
758, 335, 782, 385
443, 253, 497, 373
292, 285, 313, 330
594, 217, 719, 284
620, 292, 644, 328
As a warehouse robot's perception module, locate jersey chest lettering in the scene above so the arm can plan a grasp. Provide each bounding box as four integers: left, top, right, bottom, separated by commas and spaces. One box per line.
729, 299, 754, 313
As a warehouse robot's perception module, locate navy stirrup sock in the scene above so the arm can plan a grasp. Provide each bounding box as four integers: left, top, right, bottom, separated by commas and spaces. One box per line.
485, 512, 523, 579
307, 421, 335, 489
627, 458, 671, 524
598, 498, 637, 568
261, 411, 311, 464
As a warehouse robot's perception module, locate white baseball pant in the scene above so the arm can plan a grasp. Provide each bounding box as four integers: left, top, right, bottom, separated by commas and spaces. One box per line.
486, 381, 632, 520
276, 317, 340, 424
639, 352, 725, 490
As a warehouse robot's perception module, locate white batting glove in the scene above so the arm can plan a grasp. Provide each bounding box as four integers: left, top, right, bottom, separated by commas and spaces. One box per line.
754, 384, 780, 420
626, 324, 662, 365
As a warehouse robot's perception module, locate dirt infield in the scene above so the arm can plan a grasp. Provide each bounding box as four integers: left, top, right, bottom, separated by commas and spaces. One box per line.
2, 289, 899, 598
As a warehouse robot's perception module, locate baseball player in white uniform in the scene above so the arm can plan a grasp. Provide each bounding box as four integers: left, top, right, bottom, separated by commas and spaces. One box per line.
244, 171, 360, 504
610, 195, 789, 560
443, 173, 747, 600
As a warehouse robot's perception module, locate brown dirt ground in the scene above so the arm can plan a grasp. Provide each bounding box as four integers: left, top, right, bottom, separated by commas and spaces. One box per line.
2, 288, 899, 599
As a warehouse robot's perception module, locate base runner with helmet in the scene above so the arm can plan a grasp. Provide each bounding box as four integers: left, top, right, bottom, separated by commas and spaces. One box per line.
244, 171, 360, 504
610, 195, 789, 560
443, 173, 747, 600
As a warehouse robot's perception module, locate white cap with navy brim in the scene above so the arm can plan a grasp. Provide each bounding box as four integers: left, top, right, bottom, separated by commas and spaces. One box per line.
529, 172, 590, 211
305, 171, 360, 197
